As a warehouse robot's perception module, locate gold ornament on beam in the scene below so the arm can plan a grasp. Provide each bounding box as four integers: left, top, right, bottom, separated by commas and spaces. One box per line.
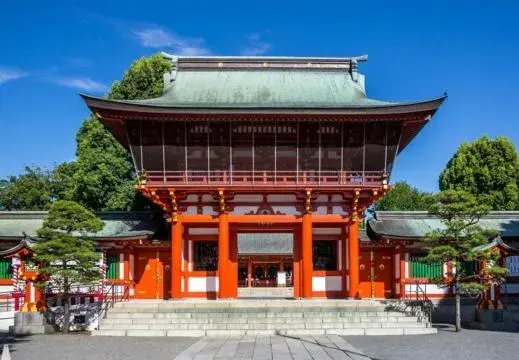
351, 189, 360, 222
304, 189, 312, 214
169, 190, 179, 222
218, 190, 227, 213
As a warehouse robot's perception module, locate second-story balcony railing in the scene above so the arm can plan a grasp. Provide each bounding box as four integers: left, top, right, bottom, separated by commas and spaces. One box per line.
143, 170, 385, 188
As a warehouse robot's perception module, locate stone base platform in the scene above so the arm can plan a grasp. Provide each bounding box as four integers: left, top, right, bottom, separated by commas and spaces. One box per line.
93, 299, 436, 337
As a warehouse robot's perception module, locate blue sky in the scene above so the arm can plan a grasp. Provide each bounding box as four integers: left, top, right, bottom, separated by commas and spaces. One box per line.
1, 1, 518, 192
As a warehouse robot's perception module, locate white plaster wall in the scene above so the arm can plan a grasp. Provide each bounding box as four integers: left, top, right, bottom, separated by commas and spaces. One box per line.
312, 276, 343, 292
188, 277, 219, 292
118, 253, 124, 280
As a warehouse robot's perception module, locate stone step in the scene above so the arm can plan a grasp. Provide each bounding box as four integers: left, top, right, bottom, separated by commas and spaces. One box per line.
101, 315, 420, 324
106, 311, 410, 318
113, 300, 384, 308
92, 327, 437, 337
110, 305, 392, 313
99, 321, 428, 331
106, 312, 416, 322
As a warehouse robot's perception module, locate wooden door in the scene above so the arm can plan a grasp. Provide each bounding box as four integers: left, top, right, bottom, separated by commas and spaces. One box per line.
358, 250, 372, 298
134, 250, 171, 299
373, 251, 393, 298
357, 250, 393, 299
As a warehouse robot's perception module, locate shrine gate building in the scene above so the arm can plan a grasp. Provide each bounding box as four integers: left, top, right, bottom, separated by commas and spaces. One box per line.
81, 54, 446, 300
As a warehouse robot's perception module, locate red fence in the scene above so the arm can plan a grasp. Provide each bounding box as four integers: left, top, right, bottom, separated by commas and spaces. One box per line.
145, 170, 384, 187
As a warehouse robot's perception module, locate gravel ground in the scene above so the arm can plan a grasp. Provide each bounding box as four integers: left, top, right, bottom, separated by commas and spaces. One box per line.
0, 333, 198, 360
345, 325, 519, 360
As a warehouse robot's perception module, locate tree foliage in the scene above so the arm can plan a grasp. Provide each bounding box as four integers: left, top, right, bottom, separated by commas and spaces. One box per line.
109, 53, 172, 101
50, 162, 77, 202
0, 167, 52, 210
34, 200, 103, 333
439, 135, 519, 210
376, 181, 433, 211
422, 189, 507, 331
71, 53, 172, 211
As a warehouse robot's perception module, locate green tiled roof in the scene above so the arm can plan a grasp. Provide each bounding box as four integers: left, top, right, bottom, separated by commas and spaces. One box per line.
81, 54, 446, 111
0, 211, 164, 240
368, 211, 519, 239
129, 69, 369, 108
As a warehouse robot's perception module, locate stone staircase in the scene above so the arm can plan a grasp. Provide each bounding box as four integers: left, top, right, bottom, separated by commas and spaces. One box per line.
92, 300, 436, 337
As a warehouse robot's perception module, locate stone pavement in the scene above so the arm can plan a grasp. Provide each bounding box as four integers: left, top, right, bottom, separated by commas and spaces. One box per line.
174, 335, 371, 360
346, 326, 519, 360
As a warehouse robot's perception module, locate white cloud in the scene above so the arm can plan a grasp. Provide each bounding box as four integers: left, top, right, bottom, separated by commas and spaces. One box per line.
133, 27, 211, 56
54, 77, 108, 92
0, 67, 28, 85
240, 33, 272, 56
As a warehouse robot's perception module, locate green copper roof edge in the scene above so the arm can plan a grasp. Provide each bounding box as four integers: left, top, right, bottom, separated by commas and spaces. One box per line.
161, 53, 369, 62
81, 93, 447, 114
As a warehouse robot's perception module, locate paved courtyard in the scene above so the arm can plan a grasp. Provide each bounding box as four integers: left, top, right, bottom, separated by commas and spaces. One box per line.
1, 327, 519, 359
346, 327, 519, 360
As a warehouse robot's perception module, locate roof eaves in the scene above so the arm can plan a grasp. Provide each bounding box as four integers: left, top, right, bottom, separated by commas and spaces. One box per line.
81, 94, 447, 116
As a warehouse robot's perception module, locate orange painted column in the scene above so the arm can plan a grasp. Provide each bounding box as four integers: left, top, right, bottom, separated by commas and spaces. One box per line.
348, 220, 360, 299
171, 218, 183, 299
399, 250, 406, 299
218, 213, 235, 298
302, 212, 313, 298
293, 229, 301, 298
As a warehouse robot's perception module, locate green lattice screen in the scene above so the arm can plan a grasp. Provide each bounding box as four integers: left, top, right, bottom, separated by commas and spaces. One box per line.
0, 259, 12, 279
410, 255, 442, 279
106, 254, 118, 280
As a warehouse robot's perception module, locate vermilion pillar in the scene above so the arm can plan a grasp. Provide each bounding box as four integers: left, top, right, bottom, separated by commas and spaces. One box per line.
348, 220, 360, 299
218, 212, 234, 298
302, 212, 313, 298
171, 218, 183, 299
399, 250, 406, 299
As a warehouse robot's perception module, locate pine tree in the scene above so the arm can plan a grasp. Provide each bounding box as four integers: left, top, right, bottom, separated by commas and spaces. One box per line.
423, 189, 507, 331
34, 200, 103, 333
